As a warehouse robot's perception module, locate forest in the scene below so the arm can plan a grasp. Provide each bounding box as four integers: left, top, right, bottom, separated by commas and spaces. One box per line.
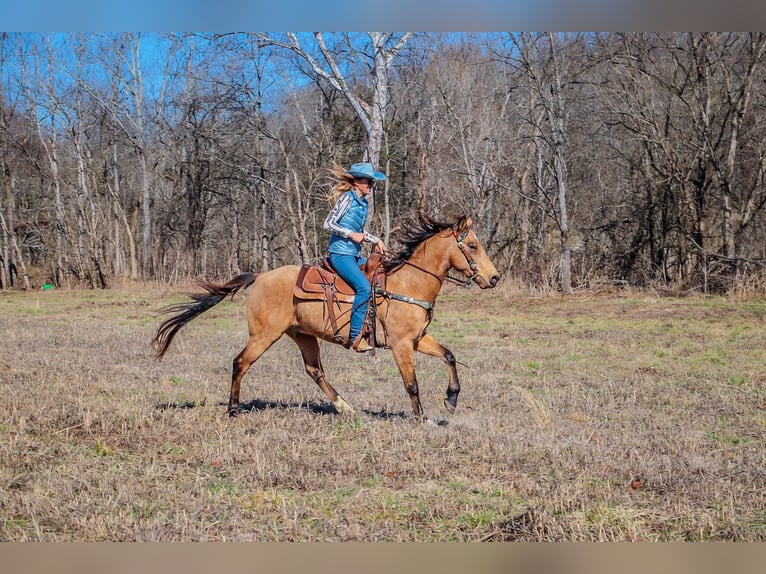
1, 32, 766, 295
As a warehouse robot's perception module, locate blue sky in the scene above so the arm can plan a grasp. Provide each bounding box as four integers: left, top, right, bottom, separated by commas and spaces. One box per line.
4, 1, 765, 32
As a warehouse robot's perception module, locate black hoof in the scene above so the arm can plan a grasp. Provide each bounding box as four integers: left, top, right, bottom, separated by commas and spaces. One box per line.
422, 416, 448, 427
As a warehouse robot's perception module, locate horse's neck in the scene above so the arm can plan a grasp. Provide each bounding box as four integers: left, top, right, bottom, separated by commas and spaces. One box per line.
387, 237, 450, 300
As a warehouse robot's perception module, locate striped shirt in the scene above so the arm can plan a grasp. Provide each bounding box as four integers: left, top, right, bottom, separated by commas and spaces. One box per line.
323, 192, 380, 245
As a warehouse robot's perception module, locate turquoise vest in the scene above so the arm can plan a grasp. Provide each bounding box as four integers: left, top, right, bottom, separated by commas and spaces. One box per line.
328, 191, 369, 256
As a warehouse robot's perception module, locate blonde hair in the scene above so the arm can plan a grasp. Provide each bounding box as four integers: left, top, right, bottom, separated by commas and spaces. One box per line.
324, 163, 356, 204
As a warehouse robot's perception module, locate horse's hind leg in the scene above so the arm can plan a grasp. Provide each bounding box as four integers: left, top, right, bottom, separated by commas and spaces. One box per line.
288, 332, 354, 415
228, 334, 281, 415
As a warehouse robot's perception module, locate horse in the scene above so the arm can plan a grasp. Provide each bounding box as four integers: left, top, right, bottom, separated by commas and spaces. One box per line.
153, 212, 500, 423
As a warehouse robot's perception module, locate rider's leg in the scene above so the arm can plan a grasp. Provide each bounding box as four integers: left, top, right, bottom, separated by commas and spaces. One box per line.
328, 253, 371, 343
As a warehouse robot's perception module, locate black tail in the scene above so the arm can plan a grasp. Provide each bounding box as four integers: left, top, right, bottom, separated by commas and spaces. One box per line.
153, 273, 258, 359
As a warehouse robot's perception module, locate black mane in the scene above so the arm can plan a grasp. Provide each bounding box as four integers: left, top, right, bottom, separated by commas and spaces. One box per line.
382, 212, 456, 272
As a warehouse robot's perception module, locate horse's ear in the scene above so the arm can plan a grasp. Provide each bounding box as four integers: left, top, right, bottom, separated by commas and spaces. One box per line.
456, 215, 472, 232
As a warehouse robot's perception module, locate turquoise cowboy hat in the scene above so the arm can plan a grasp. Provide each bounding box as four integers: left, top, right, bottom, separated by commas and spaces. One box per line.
346, 162, 387, 181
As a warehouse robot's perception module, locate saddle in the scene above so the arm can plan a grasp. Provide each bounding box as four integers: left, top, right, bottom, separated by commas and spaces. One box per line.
294, 252, 386, 348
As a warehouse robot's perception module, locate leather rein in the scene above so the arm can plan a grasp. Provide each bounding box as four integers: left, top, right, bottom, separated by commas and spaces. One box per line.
375, 228, 479, 311
393, 228, 478, 287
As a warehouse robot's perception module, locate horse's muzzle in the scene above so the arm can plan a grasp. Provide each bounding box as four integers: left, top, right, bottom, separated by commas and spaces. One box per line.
476, 274, 500, 289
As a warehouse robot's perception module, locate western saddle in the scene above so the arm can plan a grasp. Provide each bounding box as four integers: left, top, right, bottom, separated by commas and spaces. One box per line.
293, 252, 385, 353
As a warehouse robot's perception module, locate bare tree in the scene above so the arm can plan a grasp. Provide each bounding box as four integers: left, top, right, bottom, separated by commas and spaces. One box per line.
704, 34, 766, 263
260, 33, 412, 165
0, 32, 14, 289
598, 33, 766, 291
502, 33, 591, 294
93, 33, 158, 278
256, 32, 412, 235
19, 34, 73, 288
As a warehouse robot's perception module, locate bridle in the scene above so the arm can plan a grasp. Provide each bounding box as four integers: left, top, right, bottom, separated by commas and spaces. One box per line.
452, 228, 480, 285
383, 227, 480, 288
374, 226, 481, 314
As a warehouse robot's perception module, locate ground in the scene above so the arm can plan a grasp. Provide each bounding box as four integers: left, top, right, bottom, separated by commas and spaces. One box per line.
1, 285, 764, 541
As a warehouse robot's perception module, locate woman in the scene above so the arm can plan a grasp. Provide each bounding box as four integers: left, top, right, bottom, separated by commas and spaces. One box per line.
323, 162, 387, 352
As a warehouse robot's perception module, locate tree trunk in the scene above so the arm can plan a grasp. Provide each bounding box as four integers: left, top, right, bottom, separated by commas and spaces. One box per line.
286, 169, 309, 264
0, 175, 31, 290
546, 33, 573, 294
1, 161, 11, 289
138, 148, 154, 278
719, 33, 766, 262
110, 139, 139, 280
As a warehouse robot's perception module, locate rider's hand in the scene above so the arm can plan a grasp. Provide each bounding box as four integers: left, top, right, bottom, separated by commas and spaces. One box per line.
375, 239, 387, 254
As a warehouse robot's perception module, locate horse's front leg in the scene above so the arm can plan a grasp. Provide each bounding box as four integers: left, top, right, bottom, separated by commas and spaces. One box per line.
414, 333, 460, 414
390, 341, 426, 421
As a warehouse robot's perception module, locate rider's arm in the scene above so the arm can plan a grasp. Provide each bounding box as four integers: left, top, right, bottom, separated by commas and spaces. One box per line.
323, 193, 355, 238
324, 194, 379, 244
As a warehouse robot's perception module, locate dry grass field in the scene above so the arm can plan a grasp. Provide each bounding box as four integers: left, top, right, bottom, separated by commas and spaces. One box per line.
1, 284, 765, 541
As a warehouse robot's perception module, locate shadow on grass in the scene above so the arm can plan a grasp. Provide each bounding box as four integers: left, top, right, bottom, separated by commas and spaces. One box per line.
156, 397, 411, 421
235, 398, 337, 415
156, 400, 205, 411
235, 399, 410, 420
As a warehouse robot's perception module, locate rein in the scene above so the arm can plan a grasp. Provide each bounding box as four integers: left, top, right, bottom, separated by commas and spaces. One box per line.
376, 227, 479, 311
388, 228, 478, 287
396, 258, 473, 287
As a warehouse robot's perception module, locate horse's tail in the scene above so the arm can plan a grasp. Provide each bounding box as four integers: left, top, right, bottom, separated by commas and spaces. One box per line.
153, 273, 259, 359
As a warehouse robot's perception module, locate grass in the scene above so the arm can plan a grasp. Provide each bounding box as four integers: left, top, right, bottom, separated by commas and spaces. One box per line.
0, 286, 765, 541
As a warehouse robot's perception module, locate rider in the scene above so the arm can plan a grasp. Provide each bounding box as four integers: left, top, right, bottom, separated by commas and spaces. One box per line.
323, 162, 387, 352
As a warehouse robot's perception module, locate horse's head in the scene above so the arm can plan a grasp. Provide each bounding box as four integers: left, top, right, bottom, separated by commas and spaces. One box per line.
386, 212, 501, 289
448, 216, 500, 289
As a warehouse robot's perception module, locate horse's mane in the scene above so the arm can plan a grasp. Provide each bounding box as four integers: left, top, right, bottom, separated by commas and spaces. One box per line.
382, 211, 457, 272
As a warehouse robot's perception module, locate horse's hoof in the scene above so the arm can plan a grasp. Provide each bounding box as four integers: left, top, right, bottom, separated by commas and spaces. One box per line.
227, 407, 240, 418
333, 397, 355, 415
443, 396, 456, 414
423, 416, 448, 427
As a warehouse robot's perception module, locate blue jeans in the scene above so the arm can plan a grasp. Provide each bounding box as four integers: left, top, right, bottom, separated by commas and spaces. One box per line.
328, 252, 371, 342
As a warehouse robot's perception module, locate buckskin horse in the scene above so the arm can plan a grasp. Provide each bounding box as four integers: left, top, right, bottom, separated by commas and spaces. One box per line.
153, 212, 500, 423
